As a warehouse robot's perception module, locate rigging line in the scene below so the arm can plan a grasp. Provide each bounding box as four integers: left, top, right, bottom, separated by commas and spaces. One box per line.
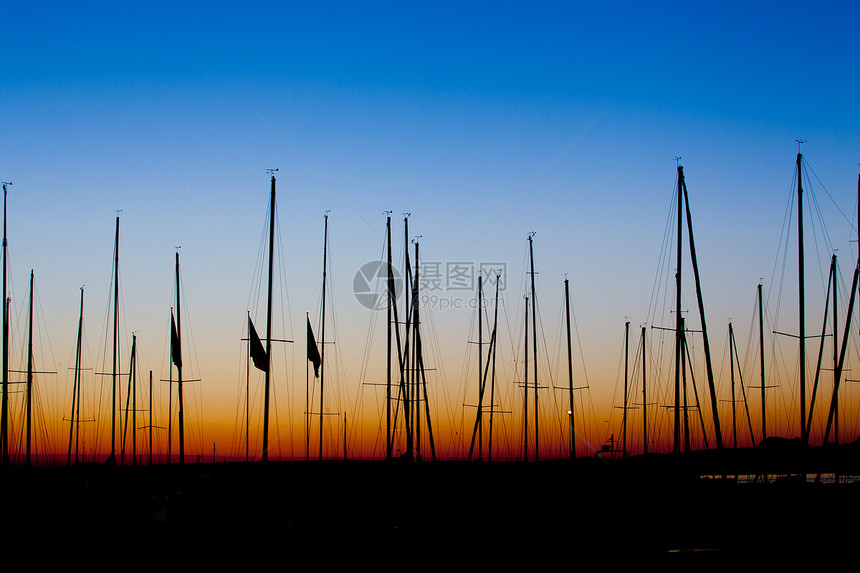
807, 208, 830, 301
231, 314, 251, 455
355, 222, 389, 455
634, 330, 648, 454
769, 182, 794, 351
567, 285, 601, 451
805, 164, 835, 255
647, 183, 679, 328
805, 158, 855, 232
810, 186, 838, 261
606, 324, 626, 441
740, 292, 759, 393
355, 226, 386, 379
766, 168, 798, 306
256, 113, 381, 239
245, 199, 271, 321
275, 214, 297, 460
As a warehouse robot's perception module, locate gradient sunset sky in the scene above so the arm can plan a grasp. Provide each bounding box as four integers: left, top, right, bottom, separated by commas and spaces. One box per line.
2, 1, 860, 461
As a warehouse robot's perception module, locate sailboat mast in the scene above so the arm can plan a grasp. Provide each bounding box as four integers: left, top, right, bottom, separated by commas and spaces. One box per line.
121, 334, 136, 465
319, 213, 328, 461
132, 335, 137, 465
1, 181, 9, 465
681, 317, 690, 452
673, 165, 683, 454
468, 276, 487, 461
840, 173, 860, 441
528, 234, 538, 461
758, 283, 766, 442
488, 275, 499, 462
565, 279, 575, 460
111, 214, 119, 463
797, 150, 807, 442
26, 270, 33, 466
68, 287, 84, 465
824, 259, 859, 443
681, 167, 723, 449
386, 215, 392, 460
729, 322, 737, 448
413, 240, 421, 459
822, 171, 860, 444
622, 320, 628, 458
247, 312, 251, 462
385, 213, 407, 460
305, 312, 309, 461
176, 251, 184, 464
833, 254, 838, 444
262, 173, 276, 462
402, 217, 413, 458
641, 326, 647, 454
415, 240, 436, 461
478, 275, 483, 459
149, 370, 152, 465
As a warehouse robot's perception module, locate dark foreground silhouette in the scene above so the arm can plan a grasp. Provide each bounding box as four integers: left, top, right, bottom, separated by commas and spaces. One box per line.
3, 442, 859, 567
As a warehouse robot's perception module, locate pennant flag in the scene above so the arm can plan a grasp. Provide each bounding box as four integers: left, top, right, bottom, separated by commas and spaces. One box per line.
307, 317, 321, 378
248, 317, 268, 372
171, 311, 182, 368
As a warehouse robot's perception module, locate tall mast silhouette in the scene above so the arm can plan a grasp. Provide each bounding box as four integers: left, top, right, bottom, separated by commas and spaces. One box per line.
262, 172, 276, 462
797, 148, 807, 442
565, 278, 575, 459
67, 287, 84, 465
528, 234, 538, 460
672, 164, 722, 451
319, 213, 328, 460
25, 271, 33, 466
175, 251, 184, 463
1, 181, 11, 465
107, 213, 120, 464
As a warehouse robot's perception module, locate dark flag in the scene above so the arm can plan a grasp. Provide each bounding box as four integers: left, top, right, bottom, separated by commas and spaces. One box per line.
248, 317, 268, 372
171, 311, 182, 368
307, 317, 321, 378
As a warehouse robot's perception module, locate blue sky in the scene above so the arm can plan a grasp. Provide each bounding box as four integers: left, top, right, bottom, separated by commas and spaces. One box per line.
2, 1, 860, 456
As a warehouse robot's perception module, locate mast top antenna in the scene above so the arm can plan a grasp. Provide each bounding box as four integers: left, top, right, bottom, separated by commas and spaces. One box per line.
796, 139, 806, 152
266, 168, 278, 176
